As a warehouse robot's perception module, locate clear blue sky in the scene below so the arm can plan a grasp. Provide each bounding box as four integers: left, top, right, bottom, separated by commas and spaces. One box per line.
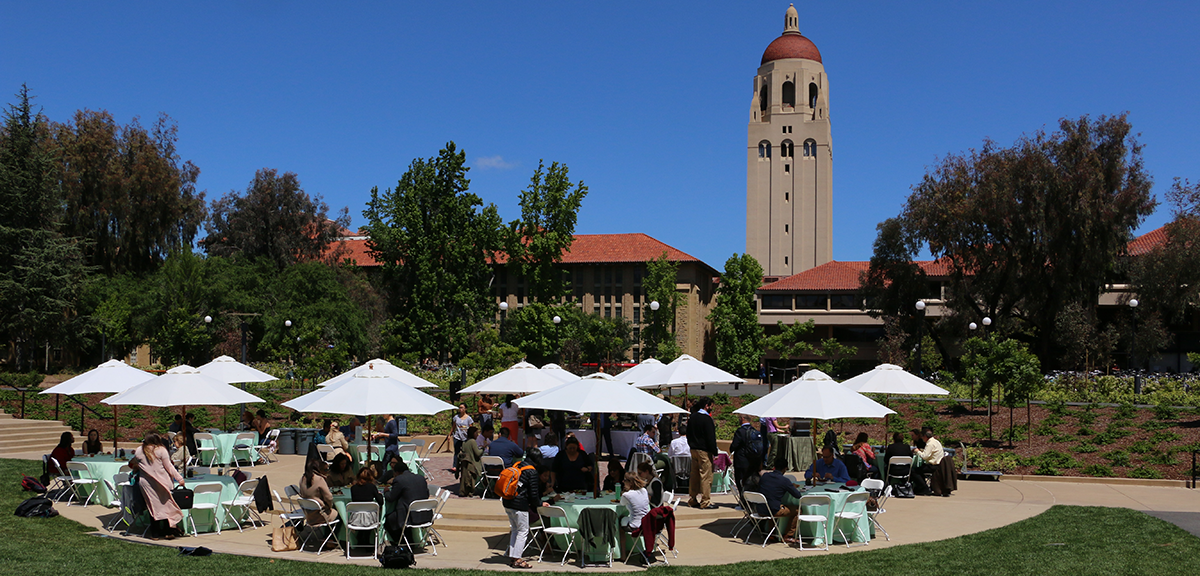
3, 2, 1197, 270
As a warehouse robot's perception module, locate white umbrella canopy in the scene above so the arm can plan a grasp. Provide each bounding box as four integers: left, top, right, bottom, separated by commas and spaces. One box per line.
103, 365, 265, 407
283, 367, 455, 416
515, 373, 687, 415
735, 369, 895, 420
40, 359, 155, 396
613, 358, 665, 384
540, 363, 579, 383
196, 355, 278, 385
839, 363, 949, 396
317, 358, 438, 389
460, 361, 566, 395
633, 354, 743, 389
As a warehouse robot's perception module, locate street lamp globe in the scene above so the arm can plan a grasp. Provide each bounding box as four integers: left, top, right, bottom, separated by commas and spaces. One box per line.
982, 317, 992, 326
552, 315, 561, 324
915, 300, 926, 311
650, 301, 660, 311
284, 320, 292, 327
1128, 299, 1139, 308
499, 302, 509, 311
204, 315, 212, 324
969, 322, 977, 331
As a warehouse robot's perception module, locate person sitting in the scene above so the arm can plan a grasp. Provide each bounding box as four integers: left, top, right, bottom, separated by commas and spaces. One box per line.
239, 410, 256, 431
633, 423, 660, 455
476, 427, 493, 454
637, 461, 664, 507
668, 424, 690, 458
602, 458, 625, 492
384, 460, 431, 545
82, 429, 103, 456
913, 428, 946, 496
169, 415, 199, 455
350, 466, 383, 548
458, 425, 484, 497
253, 409, 272, 446
851, 432, 877, 478
884, 432, 912, 469
553, 437, 593, 493
169, 432, 189, 473
298, 458, 339, 533
539, 431, 560, 459
49, 432, 75, 474
488, 426, 525, 467
325, 420, 349, 455
756, 451, 804, 543
314, 419, 332, 445
804, 446, 851, 484
339, 416, 362, 442
619, 473, 650, 535
326, 453, 355, 488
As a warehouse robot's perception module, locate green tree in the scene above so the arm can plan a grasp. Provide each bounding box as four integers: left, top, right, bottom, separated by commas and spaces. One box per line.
764, 319, 858, 379
642, 252, 681, 361
504, 161, 588, 303
363, 143, 502, 361
962, 336, 1042, 442
204, 168, 351, 269
53, 109, 205, 275
709, 253, 764, 376
147, 250, 215, 365
501, 302, 569, 366
869, 114, 1155, 367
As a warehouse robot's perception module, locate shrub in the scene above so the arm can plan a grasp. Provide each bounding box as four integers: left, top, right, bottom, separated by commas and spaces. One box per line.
1141, 419, 1171, 431
1073, 410, 1098, 425
1148, 431, 1182, 444
1129, 440, 1156, 454
1130, 466, 1163, 479
1082, 464, 1114, 477
1076, 427, 1094, 436
1045, 399, 1068, 416
1033, 420, 1058, 436
1152, 403, 1178, 421
1114, 402, 1138, 420
958, 421, 986, 434
983, 452, 1025, 472
1104, 450, 1131, 467
1032, 450, 1080, 475
1073, 442, 1098, 454
1143, 451, 1178, 466
1051, 432, 1077, 443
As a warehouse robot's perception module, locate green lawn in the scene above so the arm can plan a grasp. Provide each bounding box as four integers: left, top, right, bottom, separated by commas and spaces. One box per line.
4, 458, 1198, 575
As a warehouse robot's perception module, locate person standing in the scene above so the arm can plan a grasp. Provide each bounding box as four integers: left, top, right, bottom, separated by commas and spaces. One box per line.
502, 462, 550, 569
686, 398, 717, 509
592, 412, 615, 457
373, 414, 401, 463
729, 414, 762, 495
498, 395, 521, 442
130, 433, 186, 540
458, 426, 484, 497
450, 404, 474, 478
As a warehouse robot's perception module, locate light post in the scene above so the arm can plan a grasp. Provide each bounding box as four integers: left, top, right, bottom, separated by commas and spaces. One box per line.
914, 300, 926, 377
499, 301, 509, 340
552, 314, 562, 365
968, 321, 978, 407
284, 320, 294, 378
982, 316, 992, 335
648, 300, 660, 359
1129, 298, 1141, 394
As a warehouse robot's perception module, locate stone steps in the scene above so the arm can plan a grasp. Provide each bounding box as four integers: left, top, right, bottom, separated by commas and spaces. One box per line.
0, 409, 78, 458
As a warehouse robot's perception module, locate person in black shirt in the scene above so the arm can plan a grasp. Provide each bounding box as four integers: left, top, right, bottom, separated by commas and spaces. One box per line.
884, 432, 913, 469
503, 463, 550, 569
350, 467, 382, 547
686, 398, 718, 509
757, 451, 804, 543
383, 460, 430, 545
553, 437, 594, 493
602, 457, 625, 492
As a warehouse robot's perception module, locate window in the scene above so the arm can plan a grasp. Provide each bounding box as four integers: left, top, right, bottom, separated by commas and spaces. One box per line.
784, 192, 789, 201
808, 83, 819, 109
761, 294, 791, 310
784, 164, 790, 174
803, 139, 817, 157
784, 256, 789, 266
784, 224, 789, 234
795, 294, 827, 309
758, 140, 771, 159
829, 294, 859, 309
781, 139, 794, 158
782, 81, 795, 108
759, 84, 769, 112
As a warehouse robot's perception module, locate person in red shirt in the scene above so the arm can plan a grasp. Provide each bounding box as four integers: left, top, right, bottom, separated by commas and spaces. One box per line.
49, 432, 75, 475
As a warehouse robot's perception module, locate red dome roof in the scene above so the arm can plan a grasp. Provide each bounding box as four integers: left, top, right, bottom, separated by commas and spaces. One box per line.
761, 33, 822, 65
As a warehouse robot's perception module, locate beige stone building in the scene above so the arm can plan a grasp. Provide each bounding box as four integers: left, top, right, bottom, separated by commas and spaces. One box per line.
747, 4, 833, 278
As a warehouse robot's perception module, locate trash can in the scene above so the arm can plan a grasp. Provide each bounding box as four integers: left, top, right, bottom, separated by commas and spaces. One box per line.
276, 428, 296, 455
295, 429, 316, 456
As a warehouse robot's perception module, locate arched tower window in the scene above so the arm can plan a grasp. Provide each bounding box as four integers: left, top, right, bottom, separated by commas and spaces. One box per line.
758, 140, 771, 159
782, 81, 795, 108
781, 139, 794, 158
808, 83, 819, 109
759, 84, 769, 112
803, 139, 816, 157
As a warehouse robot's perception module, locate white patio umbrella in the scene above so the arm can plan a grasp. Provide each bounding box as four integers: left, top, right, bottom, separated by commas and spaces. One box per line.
40, 359, 156, 450
460, 361, 566, 395
283, 364, 455, 462
633, 354, 743, 396
613, 358, 665, 384
734, 369, 895, 420
317, 358, 438, 389
102, 365, 265, 445
195, 355, 277, 385
540, 363, 579, 383
839, 363, 949, 396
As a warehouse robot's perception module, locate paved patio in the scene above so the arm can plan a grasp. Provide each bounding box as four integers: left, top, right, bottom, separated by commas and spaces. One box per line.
29, 452, 1200, 570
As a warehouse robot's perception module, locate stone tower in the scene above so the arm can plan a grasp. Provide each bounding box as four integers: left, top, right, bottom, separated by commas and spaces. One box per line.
746, 4, 832, 277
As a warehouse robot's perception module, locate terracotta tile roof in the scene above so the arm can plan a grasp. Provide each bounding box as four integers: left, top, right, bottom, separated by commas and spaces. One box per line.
760, 259, 953, 291
326, 233, 709, 269
1127, 226, 1166, 256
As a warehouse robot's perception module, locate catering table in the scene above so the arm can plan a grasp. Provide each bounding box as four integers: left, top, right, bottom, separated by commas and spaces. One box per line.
180, 474, 241, 535
201, 431, 259, 466
549, 493, 629, 562
766, 435, 814, 473
74, 454, 131, 507
781, 482, 870, 545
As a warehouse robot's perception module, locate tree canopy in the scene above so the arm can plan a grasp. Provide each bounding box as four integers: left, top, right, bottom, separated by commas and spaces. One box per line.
709, 253, 764, 376
504, 160, 588, 303
642, 252, 681, 362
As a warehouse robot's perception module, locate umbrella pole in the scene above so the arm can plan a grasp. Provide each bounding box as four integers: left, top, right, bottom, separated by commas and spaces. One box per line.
112, 405, 118, 451
593, 417, 601, 498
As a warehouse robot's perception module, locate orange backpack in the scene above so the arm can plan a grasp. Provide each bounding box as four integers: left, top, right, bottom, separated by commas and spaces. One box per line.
495, 461, 535, 499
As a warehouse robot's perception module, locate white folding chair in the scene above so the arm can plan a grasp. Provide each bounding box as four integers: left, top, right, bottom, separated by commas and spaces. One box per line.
222, 478, 263, 531
887, 456, 912, 488
45, 456, 72, 501
65, 462, 99, 507
418, 438, 441, 466
401, 498, 440, 555
273, 490, 305, 526
297, 498, 341, 555
861, 478, 890, 541
797, 494, 831, 551
672, 454, 691, 487
263, 429, 280, 463
399, 444, 422, 475
317, 444, 337, 463
355, 444, 371, 467
193, 433, 219, 466
429, 489, 451, 547
741, 491, 779, 547
118, 465, 133, 474
536, 505, 579, 565
834, 492, 870, 547
188, 482, 225, 535
102, 479, 128, 532
345, 501, 382, 560
480, 456, 504, 498
628, 452, 653, 473
231, 432, 260, 467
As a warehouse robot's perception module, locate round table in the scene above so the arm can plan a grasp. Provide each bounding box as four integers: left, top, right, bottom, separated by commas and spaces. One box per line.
74, 454, 131, 507
200, 431, 259, 466
782, 482, 871, 545
551, 493, 629, 562
180, 474, 241, 534
350, 442, 421, 475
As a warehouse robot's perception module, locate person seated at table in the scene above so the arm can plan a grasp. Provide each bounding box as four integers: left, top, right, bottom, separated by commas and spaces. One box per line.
325, 420, 349, 455
49, 431, 74, 474
477, 427, 494, 454
298, 458, 339, 532
913, 428, 946, 496
553, 436, 593, 493
636, 462, 664, 507
239, 410, 256, 431
740, 461, 762, 496
314, 419, 332, 445
884, 432, 912, 469
619, 473, 650, 535
805, 446, 851, 484
327, 453, 355, 488
851, 432, 877, 478
757, 451, 804, 544
502, 462, 550, 569
910, 428, 926, 451
168, 415, 199, 455
339, 416, 362, 442
602, 457, 625, 492
458, 425, 484, 497
350, 466, 383, 547
488, 426, 525, 467
253, 409, 272, 444
539, 431, 560, 459
170, 432, 189, 473
633, 423, 660, 455
82, 429, 103, 456
377, 453, 403, 485
668, 424, 690, 458
384, 459, 430, 545
523, 431, 541, 454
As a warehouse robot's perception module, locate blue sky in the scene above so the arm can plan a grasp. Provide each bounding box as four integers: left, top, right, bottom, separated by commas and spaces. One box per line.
3, 2, 1197, 270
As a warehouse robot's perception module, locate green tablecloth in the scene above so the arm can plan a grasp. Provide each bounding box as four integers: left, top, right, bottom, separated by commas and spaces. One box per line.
201, 431, 259, 465
551, 495, 627, 562
331, 490, 393, 542
180, 474, 242, 534
766, 435, 814, 473
74, 455, 130, 507
781, 483, 870, 545
350, 442, 418, 466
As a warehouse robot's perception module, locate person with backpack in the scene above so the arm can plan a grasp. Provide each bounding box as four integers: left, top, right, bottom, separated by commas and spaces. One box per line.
500, 458, 550, 569
729, 414, 763, 496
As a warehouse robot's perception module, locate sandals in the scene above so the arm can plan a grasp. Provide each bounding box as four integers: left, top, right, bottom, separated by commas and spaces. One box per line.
510, 559, 532, 569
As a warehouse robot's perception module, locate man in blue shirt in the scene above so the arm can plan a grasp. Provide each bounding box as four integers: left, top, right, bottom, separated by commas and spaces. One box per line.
488, 426, 525, 466
805, 446, 850, 484
372, 414, 401, 462
633, 424, 660, 455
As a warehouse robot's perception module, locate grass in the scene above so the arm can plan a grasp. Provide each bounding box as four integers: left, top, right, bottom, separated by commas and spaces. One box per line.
4, 459, 1200, 576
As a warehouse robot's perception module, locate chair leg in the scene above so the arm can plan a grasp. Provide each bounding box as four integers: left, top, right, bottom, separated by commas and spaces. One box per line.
870, 515, 889, 541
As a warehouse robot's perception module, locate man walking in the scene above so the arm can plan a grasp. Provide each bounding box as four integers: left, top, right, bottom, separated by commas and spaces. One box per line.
686, 398, 717, 509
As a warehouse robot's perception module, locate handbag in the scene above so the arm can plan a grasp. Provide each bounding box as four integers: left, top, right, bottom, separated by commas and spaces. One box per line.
527, 415, 544, 429
380, 545, 415, 569
271, 525, 299, 552
172, 486, 194, 510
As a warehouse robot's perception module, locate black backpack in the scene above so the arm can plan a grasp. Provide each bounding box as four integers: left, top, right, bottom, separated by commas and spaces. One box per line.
14, 496, 58, 518
380, 545, 415, 569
